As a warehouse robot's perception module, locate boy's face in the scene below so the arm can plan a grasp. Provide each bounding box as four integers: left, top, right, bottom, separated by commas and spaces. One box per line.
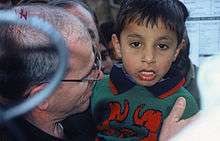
113, 19, 183, 86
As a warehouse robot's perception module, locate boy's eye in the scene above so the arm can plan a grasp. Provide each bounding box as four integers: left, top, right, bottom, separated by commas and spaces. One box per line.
130, 41, 142, 48
157, 44, 169, 50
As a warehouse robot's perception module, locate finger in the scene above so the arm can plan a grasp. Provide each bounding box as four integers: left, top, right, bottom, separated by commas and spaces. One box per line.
168, 97, 186, 122
178, 112, 200, 126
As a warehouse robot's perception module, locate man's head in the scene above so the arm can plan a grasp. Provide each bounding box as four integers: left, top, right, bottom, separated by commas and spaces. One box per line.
0, 5, 100, 116
48, 0, 100, 47
17, 0, 99, 44
111, 0, 188, 86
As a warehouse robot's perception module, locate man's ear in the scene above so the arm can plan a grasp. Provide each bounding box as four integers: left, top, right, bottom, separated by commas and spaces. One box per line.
173, 40, 185, 62
112, 34, 122, 59
29, 84, 48, 111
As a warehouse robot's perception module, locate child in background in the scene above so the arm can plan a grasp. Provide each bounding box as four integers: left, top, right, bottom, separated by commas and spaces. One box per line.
99, 39, 114, 74
99, 21, 117, 60
91, 0, 199, 140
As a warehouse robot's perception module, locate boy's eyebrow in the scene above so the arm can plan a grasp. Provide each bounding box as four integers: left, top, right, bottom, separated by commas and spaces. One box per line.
157, 35, 174, 42
127, 34, 174, 42
127, 34, 144, 39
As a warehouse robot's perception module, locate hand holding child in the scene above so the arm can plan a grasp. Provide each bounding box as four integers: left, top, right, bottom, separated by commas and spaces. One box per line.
159, 97, 199, 141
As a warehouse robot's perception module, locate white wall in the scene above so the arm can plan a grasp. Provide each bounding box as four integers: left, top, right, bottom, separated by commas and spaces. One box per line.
180, 0, 220, 66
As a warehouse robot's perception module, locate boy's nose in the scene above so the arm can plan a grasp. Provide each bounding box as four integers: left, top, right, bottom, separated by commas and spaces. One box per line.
141, 49, 156, 64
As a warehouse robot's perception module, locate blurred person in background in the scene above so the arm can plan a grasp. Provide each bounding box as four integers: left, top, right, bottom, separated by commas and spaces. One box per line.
99, 21, 118, 60
99, 35, 113, 74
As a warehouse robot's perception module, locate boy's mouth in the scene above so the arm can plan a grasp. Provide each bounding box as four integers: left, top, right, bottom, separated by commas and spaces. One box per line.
137, 71, 156, 81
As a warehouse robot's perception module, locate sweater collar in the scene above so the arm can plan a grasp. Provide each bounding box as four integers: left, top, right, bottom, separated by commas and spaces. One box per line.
109, 63, 185, 99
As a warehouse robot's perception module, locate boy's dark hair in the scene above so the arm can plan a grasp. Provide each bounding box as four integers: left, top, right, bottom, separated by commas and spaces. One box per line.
173, 1, 191, 76
175, 29, 191, 76
116, 0, 188, 45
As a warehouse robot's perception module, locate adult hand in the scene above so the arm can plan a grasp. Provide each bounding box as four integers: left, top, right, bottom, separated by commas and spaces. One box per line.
159, 97, 198, 141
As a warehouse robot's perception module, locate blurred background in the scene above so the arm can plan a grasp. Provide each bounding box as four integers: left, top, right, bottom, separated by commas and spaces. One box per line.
83, 0, 120, 24
2, 0, 220, 67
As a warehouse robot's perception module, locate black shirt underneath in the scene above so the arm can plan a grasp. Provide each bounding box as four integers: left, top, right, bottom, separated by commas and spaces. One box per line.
0, 117, 71, 141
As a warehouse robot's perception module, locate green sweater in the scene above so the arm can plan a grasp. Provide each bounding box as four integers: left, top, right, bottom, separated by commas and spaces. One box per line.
91, 75, 199, 141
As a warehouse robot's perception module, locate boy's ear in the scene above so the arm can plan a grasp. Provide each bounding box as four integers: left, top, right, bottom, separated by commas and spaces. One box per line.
112, 34, 122, 59
29, 84, 49, 111
173, 39, 185, 62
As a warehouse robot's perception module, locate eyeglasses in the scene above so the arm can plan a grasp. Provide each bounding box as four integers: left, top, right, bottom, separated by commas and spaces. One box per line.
62, 45, 102, 83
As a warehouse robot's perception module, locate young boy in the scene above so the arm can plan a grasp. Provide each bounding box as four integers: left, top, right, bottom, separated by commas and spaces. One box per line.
91, 0, 199, 140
